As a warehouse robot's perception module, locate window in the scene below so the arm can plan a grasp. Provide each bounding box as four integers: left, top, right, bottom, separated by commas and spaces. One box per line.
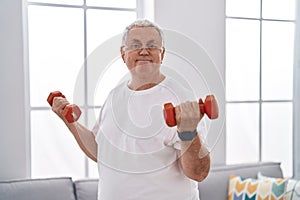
226, 0, 295, 177
26, 0, 137, 179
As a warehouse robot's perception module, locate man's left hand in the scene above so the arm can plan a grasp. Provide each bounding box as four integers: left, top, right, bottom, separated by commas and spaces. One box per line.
175, 101, 203, 132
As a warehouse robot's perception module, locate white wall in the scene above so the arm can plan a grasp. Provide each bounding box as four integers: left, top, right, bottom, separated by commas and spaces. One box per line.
0, 0, 29, 180
154, 0, 226, 165
293, 0, 300, 179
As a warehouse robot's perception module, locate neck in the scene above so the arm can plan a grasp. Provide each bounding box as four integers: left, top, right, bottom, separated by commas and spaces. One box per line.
128, 73, 166, 91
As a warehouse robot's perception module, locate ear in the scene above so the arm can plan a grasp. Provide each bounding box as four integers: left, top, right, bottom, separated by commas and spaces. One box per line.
160, 47, 166, 63
120, 46, 126, 63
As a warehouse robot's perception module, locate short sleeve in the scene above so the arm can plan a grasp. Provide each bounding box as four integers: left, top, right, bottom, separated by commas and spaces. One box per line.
91, 90, 112, 137
91, 105, 105, 137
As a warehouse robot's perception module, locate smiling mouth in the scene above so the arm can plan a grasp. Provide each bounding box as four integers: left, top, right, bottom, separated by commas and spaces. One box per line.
136, 56, 152, 62
136, 60, 152, 63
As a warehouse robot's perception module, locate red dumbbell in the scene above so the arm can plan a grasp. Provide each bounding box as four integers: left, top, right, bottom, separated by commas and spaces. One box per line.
163, 95, 219, 127
47, 91, 82, 123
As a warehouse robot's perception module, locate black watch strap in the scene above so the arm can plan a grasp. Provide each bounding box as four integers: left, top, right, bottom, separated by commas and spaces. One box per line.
177, 129, 198, 141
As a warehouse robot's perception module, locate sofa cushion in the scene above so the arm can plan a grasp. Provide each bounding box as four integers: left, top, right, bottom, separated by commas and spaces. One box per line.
228, 175, 288, 200
0, 177, 76, 200
258, 172, 300, 200
198, 162, 283, 200
74, 179, 98, 200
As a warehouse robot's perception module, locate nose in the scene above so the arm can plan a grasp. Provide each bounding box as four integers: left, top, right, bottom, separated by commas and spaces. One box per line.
139, 47, 150, 55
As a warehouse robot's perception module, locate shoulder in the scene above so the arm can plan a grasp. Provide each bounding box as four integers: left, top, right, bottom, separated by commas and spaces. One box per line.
162, 77, 196, 102
106, 80, 128, 100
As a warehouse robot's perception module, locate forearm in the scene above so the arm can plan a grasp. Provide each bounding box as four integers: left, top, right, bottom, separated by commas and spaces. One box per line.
179, 134, 210, 182
51, 96, 98, 162
64, 121, 98, 162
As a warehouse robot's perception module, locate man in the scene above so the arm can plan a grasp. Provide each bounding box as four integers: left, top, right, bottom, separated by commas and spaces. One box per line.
51, 19, 210, 200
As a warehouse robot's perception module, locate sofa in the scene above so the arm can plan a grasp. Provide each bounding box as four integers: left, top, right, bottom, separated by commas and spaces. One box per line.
0, 162, 283, 200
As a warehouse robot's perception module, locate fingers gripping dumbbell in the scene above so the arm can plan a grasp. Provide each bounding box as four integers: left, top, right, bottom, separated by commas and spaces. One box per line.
163, 95, 219, 127
47, 91, 81, 123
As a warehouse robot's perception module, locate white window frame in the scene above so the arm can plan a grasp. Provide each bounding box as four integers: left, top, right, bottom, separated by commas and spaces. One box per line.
225, 0, 298, 177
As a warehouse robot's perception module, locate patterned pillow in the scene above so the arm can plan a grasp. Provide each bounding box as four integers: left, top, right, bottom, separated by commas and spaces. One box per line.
257, 172, 300, 200
228, 175, 288, 200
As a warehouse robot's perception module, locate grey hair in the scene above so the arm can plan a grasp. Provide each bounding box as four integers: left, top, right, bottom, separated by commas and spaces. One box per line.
121, 19, 165, 47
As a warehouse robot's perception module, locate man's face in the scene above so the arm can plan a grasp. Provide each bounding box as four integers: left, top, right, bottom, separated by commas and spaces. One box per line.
121, 26, 165, 72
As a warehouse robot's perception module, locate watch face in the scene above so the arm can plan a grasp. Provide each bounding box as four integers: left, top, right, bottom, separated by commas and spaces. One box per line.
178, 130, 197, 141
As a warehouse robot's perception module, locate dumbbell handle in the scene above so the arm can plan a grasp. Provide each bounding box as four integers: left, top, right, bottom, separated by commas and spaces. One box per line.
47, 91, 81, 123
163, 95, 219, 127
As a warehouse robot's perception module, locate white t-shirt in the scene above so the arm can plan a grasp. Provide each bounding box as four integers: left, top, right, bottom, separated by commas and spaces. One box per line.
92, 77, 201, 200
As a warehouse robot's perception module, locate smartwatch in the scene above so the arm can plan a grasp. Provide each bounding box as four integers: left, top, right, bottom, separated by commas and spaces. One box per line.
177, 129, 198, 141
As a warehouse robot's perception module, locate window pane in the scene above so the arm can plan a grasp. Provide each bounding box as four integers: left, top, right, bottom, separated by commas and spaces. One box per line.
86, 9, 136, 55
89, 58, 129, 106
226, 0, 260, 18
28, 6, 84, 107
262, 102, 293, 177
86, 9, 135, 106
27, 0, 83, 5
262, 0, 296, 20
226, 103, 259, 164
86, 0, 136, 9
226, 19, 260, 101
31, 110, 85, 179
262, 21, 295, 100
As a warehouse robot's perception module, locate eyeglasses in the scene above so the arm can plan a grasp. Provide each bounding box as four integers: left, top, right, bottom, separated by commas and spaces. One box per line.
123, 43, 163, 52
